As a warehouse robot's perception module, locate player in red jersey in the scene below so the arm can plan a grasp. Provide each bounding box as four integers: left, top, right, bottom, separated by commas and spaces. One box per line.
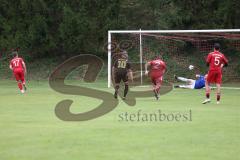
9, 52, 27, 93
145, 56, 166, 100
202, 43, 228, 104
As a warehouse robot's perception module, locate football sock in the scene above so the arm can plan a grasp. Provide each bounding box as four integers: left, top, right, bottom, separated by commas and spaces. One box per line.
177, 77, 188, 82
18, 82, 23, 90
23, 84, 27, 91
206, 93, 210, 99
153, 89, 158, 99
114, 85, 119, 98
124, 85, 129, 97
217, 93, 220, 101
156, 86, 160, 94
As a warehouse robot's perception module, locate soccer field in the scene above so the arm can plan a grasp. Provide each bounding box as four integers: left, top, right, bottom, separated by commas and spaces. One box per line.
0, 80, 239, 160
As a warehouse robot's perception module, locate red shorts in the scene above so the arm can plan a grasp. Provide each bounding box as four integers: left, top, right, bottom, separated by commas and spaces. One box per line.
207, 70, 222, 84
150, 71, 163, 85
13, 69, 25, 82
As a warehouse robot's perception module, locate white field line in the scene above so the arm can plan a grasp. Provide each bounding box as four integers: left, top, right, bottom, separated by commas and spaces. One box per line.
136, 85, 240, 90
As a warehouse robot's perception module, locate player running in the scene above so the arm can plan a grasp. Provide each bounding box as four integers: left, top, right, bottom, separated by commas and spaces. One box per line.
145, 56, 166, 100
9, 52, 27, 93
112, 51, 133, 100
174, 74, 206, 89
202, 43, 228, 104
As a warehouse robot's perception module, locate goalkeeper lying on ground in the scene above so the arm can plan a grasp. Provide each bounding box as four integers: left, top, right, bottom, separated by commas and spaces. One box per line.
174, 74, 206, 89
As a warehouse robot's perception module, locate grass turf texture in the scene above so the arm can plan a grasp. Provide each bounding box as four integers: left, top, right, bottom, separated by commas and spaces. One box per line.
0, 80, 239, 160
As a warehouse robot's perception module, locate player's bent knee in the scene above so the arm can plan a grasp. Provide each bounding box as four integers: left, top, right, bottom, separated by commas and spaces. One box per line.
115, 84, 120, 89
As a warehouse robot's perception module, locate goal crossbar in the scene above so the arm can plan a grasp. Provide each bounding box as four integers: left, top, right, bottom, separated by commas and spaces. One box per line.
109, 29, 240, 34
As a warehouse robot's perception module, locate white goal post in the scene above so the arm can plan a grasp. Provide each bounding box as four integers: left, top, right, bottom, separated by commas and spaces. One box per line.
108, 29, 240, 88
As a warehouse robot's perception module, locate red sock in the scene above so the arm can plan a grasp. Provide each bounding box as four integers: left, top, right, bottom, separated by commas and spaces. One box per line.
156, 86, 160, 94
18, 82, 23, 90
217, 94, 220, 101
206, 93, 210, 99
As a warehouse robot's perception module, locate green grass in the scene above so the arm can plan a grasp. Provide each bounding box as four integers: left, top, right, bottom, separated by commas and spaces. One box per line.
0, 80, 239, 160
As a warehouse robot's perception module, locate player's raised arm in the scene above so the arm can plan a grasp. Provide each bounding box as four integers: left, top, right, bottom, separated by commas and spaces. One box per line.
111, 65, 115, 73
220, 55, 228, 69
128, 69, 133, 82
126, 62, 133, 82
22, 60, 27, 74
162, 61, 167, 74
9, 63, 13, 70
223, 55, 228, 67
145, 61, 150, 75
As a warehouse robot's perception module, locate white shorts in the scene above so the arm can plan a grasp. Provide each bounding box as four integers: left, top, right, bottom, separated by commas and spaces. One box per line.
189, 80, 196, 89
179, 80, 196, 89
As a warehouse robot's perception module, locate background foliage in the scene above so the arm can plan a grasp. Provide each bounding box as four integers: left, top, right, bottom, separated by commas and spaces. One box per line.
0, 0, 239, 79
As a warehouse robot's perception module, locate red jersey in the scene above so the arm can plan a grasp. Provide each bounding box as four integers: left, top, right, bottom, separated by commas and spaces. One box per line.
206, 51, 228, 72
10, 57, 25, 71
148, 59, 166, 74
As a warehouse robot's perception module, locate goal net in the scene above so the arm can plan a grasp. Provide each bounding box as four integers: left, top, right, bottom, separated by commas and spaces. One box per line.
108, 29, 240, 88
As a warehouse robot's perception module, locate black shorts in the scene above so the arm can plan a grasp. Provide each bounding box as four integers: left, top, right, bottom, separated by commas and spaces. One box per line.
114, 71, 128, 84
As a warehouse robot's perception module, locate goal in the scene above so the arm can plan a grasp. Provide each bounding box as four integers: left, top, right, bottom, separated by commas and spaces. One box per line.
108, 29, 240, 88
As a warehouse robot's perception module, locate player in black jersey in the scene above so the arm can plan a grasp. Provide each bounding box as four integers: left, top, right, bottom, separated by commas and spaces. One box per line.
112, 51, 133, 99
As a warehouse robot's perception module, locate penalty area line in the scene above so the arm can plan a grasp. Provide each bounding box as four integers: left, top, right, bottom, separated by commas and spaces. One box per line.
214, 86, 240, 90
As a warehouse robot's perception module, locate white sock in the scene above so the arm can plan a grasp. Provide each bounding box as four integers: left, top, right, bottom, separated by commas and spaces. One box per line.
177, 77, 189, 82
179, 85, 192, 89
